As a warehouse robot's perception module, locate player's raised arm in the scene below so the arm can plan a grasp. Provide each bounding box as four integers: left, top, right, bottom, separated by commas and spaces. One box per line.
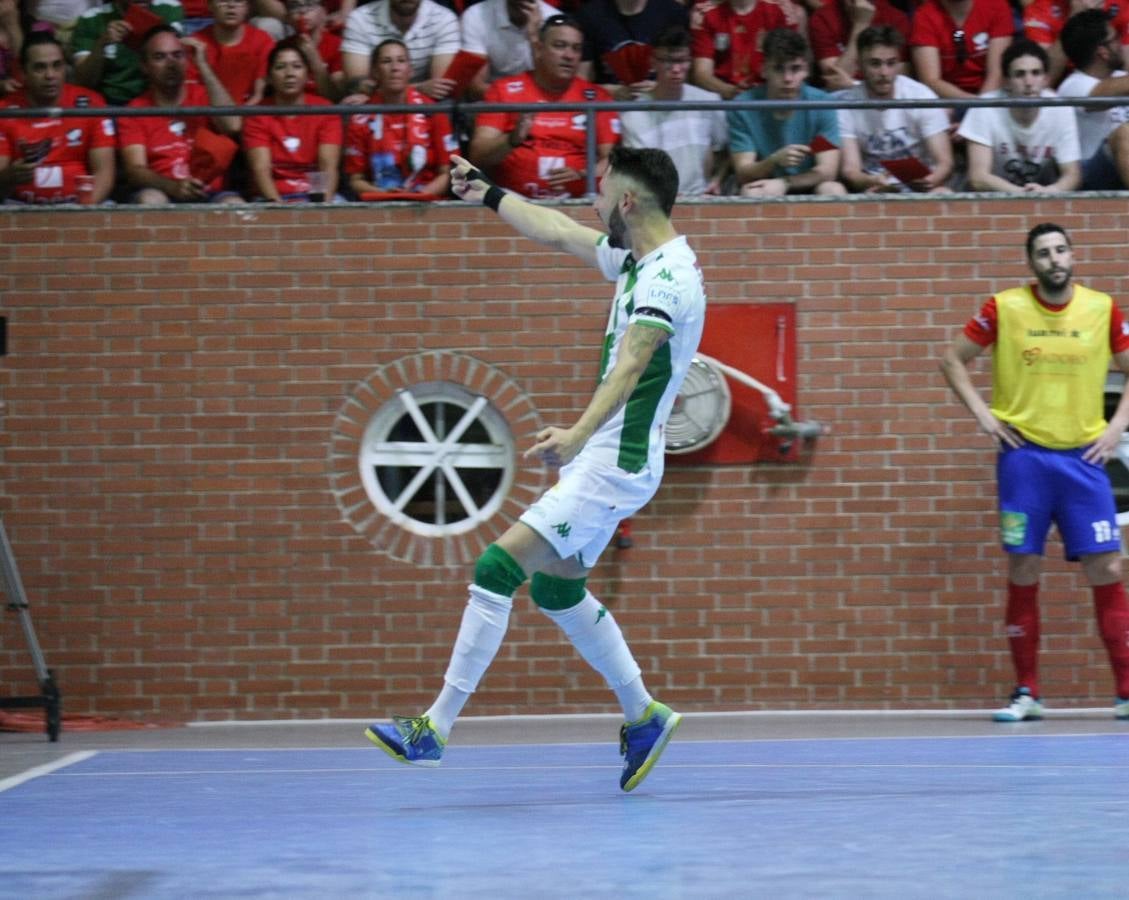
450, 153, 602, 268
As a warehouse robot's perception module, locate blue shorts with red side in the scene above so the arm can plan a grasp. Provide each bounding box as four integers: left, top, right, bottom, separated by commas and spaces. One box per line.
997, 441, 1120, 560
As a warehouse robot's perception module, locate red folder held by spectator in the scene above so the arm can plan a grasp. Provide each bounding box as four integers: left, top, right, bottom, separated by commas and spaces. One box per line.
122, 4, 164, 53
809, 134, 837, 154
601, 42, 652, 84
189, 128, 238, 186
879, 157, 931, 184
358, 191, 441, 201
440, 50, 488, 99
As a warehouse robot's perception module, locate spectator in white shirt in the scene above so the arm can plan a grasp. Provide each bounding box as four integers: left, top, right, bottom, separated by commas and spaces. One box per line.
342, 0, 459, 99
621, 25, 728, 195
459, 0, 557, 100
1058, 8, 1129, 189
838, 26, 953, 193
959, 39, 1082, 193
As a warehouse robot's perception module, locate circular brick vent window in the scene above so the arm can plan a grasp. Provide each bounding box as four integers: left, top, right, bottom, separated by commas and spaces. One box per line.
329, 352, 546, 567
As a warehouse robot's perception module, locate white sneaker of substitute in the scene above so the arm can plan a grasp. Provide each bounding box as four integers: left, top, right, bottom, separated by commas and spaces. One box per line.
992, 687, 1043, 722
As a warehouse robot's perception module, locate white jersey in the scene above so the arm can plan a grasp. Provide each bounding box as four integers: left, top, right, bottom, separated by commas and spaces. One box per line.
585, 234, 707, 475
958, 90, 1081, 185
1058, 69, 1129, 161
837, 75, 949, 186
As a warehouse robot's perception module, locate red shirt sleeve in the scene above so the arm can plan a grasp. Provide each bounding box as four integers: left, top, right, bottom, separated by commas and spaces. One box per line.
241, 113, 271, 150
593, 85, 620, 146
808, 5, 843, 62
343, 114, 370, 176
963, 297, 998, 346
1111, 303, 1129, 354
316, 111, 343, 146
476, 78, 517, 133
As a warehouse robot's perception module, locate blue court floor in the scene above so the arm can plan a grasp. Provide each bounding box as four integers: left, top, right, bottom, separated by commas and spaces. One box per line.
1, 725, 1126, 899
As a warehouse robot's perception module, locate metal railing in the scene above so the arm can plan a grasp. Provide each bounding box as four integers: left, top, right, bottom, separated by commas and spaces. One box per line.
3, 93, 1127, 197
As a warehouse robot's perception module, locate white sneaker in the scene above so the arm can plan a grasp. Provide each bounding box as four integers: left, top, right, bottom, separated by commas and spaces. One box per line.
992, 687, 1043, 722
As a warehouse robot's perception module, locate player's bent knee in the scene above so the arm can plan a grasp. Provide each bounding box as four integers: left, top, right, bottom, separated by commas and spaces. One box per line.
1083, 552, 1122, 585
530, 572, 587, 610
473, 543, 527, 598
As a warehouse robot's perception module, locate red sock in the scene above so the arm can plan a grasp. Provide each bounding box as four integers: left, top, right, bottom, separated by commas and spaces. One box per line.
1006, 582, 1040, 696
1092, 582, 1129, 699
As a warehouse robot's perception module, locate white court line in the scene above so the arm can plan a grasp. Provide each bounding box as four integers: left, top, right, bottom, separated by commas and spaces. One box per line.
185, 708, 1116, 726
0, 751, 98, 794
48, 760, 1129, 778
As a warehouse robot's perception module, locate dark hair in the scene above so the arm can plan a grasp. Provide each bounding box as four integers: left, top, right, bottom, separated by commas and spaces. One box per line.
856, 25, 904, 56
539, 13, 582, 40
1002, 38, 1049, 77
608, 146, 679, 217
268, 36, 309, 72
370, 37, 409, 66
1025, 222, 1071, 258
19, 31, 65, 69
762, 28, 810, 67
1061, 9, 1113, 69
140, 23, 182, 55
652, 24, 691, 54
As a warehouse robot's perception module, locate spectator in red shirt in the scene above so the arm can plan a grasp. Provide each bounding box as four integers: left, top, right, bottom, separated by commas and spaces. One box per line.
243, 37, 342, 200
285, 0, 346, 99
118, 25, 244, 203
469, 13, 620, 198
689, 0, 793, 98
1023, 0, 1129, 84
910, 0, 1015, 99
193, 0, 276, 104
809, 0, 911, 91
343, 38, 455, 197
0, 32, 116, 204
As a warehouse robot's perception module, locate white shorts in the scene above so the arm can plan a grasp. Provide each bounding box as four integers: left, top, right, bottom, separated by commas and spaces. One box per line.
520, 456, 660, 568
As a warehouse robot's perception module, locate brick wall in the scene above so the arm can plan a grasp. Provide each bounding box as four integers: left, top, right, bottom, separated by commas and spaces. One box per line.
2, 196, 1128, 722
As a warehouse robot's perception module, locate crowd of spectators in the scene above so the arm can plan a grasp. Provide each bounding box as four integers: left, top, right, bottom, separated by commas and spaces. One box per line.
2, 0, 1129, 204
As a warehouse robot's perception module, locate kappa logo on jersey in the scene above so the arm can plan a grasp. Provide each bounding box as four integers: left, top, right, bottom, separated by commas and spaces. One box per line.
570, 113, 586, 131
657, 268, 674, 282
102, 118, 115, 136
66, 128, 84, 147
443, 133, 458, 152
552, 521, 572, 538
170, 120, 187, 136
283, 136, 301, 153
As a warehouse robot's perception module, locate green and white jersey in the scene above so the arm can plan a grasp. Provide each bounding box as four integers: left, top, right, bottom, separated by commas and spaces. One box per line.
73, 0, 185, 105
587, 234, 706, 474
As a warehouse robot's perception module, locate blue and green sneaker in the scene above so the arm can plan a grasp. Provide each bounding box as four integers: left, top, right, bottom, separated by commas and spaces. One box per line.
365, 715, 446, 767
619, 700, 682, 792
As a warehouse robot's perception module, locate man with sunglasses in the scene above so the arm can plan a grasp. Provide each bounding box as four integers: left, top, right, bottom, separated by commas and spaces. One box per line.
909, 0, 1013, 100
1058, 8, 1129, 188
468, 13, 620, 198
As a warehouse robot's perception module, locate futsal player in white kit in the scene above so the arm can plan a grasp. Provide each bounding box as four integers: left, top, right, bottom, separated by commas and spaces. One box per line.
366, 146, 707, 791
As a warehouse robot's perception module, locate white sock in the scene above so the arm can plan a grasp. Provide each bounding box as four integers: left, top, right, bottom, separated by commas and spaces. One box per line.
426, 584, 512, 738
540, 591, 651, 721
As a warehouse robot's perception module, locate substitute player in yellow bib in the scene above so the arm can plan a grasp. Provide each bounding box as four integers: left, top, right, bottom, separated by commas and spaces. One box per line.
365, 147, 707, 791
941, 223, 1129, 722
